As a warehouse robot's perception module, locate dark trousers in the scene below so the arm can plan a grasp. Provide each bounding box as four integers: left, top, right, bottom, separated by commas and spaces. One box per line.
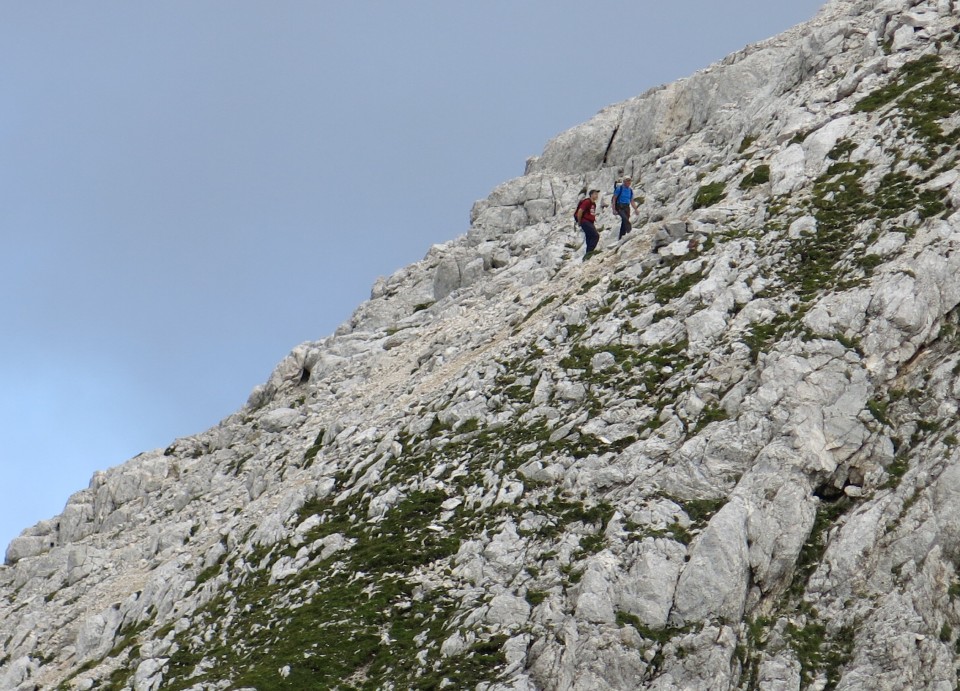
581, 221, 599, 254
616, 205, 632, 239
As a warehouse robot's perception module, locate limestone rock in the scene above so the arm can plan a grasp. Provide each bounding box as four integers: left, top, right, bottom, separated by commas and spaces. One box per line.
9, 1, 960, 689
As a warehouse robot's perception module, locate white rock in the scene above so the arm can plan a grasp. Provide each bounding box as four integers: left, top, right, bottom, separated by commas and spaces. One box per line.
671, 501, 750, 624
486, 594, 531, 629
770, 144, 806, 196
788, 215, 817, 240
590, 351, 616, 372
260, 408, 301, 432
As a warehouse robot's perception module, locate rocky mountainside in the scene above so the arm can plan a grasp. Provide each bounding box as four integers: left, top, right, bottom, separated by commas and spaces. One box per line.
6, 0, 960, 688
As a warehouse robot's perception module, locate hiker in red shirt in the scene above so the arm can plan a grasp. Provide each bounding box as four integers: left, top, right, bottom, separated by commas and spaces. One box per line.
575, 189, 600, 259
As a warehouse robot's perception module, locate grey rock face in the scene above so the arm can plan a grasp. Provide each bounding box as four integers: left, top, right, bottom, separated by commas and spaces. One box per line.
10, 0, 960, 689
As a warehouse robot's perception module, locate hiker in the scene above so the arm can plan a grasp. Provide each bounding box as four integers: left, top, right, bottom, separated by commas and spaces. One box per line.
575, 189, 600, 259
612, 175, 640, 239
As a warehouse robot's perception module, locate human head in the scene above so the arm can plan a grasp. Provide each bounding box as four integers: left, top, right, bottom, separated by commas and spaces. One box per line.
623, 176, 633, 186
589, 189, 600, 200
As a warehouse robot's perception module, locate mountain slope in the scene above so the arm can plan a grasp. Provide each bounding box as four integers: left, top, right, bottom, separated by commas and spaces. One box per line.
6, 0, 960, 689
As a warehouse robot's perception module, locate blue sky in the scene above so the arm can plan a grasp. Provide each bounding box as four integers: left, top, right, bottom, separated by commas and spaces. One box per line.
0, 1, 826, 551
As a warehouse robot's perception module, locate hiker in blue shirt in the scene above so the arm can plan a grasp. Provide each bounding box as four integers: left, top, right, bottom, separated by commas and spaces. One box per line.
612, 175, 641, 240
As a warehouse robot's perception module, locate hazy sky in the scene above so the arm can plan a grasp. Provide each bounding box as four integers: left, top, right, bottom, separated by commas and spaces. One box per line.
0, 1, 826, 551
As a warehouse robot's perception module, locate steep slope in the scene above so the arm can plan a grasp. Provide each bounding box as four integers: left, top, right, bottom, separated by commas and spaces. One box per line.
6, 0, 960, 689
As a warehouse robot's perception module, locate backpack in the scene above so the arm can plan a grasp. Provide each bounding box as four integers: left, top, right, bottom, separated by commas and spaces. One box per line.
573, 197, 591, 224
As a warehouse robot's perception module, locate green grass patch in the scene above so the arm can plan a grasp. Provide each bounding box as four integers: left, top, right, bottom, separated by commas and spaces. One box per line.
785, 620, 855, 690
739, 164, 770, 189
654, 268, 705, 304
883, 455, 910, 489
692, 182, 727, 209
788, 497, 852, 601
743, 312, 797, 362
854, 54, 943, 114
522, 294, 559, 324
159, 487, 468, 690
692, 404, 729, 434
867, 398, 891, 427
302, 430, 325, 468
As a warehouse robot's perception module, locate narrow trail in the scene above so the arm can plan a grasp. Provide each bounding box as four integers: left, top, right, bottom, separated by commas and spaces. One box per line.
387, 218, 660, 409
